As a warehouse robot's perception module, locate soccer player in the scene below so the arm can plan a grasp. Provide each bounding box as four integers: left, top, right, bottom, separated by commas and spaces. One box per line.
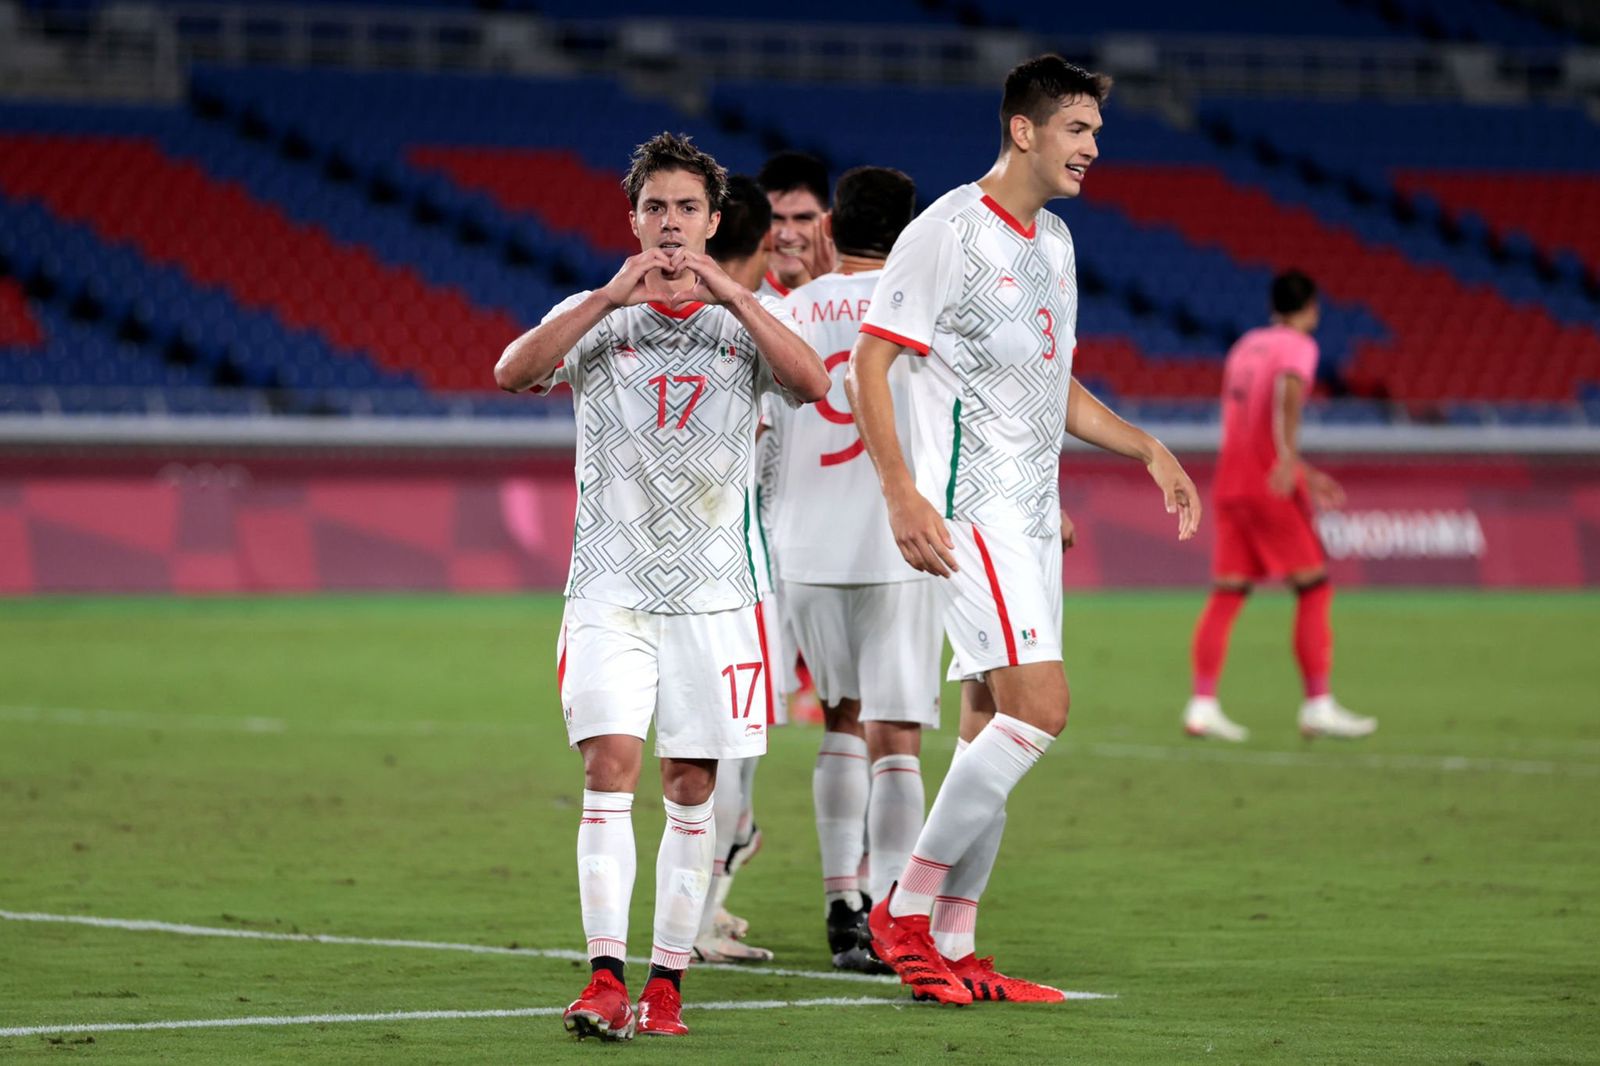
494, 133, 828, 1040
691, 174, 777, 965
765, 166, 936, 971
1182, 271, 1376, 742
758, 151, 835, 298
847, 56, 1201, 1005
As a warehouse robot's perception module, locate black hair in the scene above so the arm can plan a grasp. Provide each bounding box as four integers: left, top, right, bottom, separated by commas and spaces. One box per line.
757, 150, 830, 207
999, 54, 1113, 152
622, 131, 729, 211
706, 175, 773, 262
830, 166, 916, 258
1271, 269, 1318, 315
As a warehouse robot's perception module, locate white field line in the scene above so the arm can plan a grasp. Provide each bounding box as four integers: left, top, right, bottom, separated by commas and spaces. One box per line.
0, 997, 915, 1039
6, 702, 1599, 778
0, 910, 899, 986
1081, 741, 1600, 778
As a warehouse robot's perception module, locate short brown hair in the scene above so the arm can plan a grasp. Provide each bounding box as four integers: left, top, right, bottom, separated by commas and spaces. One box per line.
1000, 55, 1113, 153
621, 132, 729, 212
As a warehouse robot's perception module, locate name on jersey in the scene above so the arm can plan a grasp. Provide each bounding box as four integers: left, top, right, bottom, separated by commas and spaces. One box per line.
798, 297, 873, 324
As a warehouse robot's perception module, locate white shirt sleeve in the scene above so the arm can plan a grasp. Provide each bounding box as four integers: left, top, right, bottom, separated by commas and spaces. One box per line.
750, 292, 808, 406
859, 217, 963, 356
529, 290, 602, 395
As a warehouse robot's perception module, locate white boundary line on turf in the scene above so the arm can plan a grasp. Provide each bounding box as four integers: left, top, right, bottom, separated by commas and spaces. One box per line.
8, 702, 1599, 778
0, 910, 900, 986
0, 997, 917, 1039
1080, 741, 1600, 778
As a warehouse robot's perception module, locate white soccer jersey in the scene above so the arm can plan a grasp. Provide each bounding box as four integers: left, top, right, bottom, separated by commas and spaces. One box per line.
534, 292, 802, 614
771, 269, 922, 584
860, 183, 1076, 538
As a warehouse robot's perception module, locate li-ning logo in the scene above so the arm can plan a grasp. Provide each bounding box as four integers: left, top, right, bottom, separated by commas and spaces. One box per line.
579, 817, 606, 825
998, 275, 1018, 291
744, 722, 764, 735
615, 343, 637, 358
1020, 627, 1039, 648
671, 824, 708, 837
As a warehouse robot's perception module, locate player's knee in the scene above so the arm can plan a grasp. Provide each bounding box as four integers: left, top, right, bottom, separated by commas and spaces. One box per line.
660, 759, 716, 806
822, 699, 863, 735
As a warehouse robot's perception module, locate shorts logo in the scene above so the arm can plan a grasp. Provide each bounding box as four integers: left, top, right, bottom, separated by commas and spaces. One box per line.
977, 630, 989, 648
744, 722, 764, 736
1020, 627, 1038, 648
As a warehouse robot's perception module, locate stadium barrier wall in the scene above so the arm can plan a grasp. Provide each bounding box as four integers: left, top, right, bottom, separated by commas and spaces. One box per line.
2, 448, 1596, 594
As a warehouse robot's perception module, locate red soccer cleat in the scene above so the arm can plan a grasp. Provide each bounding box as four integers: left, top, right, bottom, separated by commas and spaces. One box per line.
562, 969, 635, 1041
635, 976, 689, 1036
867, 885, 972, 1006
944, 953, 1068, 1003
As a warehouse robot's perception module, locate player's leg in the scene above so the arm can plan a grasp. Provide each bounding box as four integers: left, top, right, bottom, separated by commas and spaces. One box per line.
861, 578, 944, 908
1265, 498, 1375, 739
638, 604, 772, 1035
871, 525, 1063, 1004
691, 756, 773, 962
1184, 500, 1257, 741
785, 581, 874, 959
559, 600, 658, 1041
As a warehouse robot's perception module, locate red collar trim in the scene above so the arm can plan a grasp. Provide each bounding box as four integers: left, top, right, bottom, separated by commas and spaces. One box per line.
647, 300, 706, 319
763, 271, 791, 297
981, 194, 1036, 239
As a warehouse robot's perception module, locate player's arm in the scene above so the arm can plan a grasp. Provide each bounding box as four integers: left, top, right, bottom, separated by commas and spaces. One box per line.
1066, 376, 1201, 541
675, 250, 829, 401
494, 248, 673, 392
726, 289, 830, 401
846, 334, 957, 576
1273, 372, 1345, 507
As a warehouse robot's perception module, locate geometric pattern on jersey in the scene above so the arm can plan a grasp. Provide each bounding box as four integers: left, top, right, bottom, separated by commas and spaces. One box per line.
546, 295, 797, 614
943, 206, 1075, 539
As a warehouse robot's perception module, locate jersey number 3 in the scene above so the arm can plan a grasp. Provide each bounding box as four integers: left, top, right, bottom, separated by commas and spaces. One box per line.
1037, 308, 1057, 360
649, 374, 707, 429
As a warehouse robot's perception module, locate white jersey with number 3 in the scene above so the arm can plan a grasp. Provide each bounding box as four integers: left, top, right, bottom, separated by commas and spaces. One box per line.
769, 270, 921, 585
860, 183, 1076, 539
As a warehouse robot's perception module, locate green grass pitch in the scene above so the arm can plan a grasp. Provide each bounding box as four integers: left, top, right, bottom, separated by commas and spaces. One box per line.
1, 591, 1596, 1063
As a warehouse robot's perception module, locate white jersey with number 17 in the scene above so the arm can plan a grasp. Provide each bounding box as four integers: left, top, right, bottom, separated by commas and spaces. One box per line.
860, 183, 1076, 539
770, 270, 923, 585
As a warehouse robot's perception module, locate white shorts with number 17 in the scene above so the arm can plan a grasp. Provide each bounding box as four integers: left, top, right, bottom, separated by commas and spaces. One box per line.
558, 597, 772, 760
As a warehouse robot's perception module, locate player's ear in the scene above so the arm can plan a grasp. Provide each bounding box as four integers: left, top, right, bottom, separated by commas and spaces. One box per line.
706, 210, 720, 242
822, 213, 833, 241
1009, 113, 1033, 153
628, 208, 640, 241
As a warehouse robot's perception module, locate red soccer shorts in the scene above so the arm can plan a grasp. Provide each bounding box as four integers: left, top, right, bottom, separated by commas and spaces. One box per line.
1212, 492, 1326, 581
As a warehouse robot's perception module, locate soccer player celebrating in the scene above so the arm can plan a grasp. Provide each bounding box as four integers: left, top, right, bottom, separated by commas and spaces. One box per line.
758, 151, 835, 298
1182, 271, 1376, 742
766, 166, 938, 971
495, 133, 828, 1040
847, 56, 1201, 1005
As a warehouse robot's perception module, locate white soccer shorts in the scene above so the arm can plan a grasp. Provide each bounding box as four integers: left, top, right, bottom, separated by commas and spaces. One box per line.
557, 597, 772, 760
942, 521, 1063, 681
782, 578, 944, 727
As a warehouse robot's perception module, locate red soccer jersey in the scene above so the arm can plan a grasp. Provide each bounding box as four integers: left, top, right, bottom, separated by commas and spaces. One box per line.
1214, 325, 1318, 500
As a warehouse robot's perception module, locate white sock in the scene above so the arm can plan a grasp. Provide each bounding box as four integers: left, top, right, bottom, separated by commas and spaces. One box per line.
930, 739, 1006, 960
813, 731, 869, 907
651, 796, 715, 971
695, 761, 745, 940
577, 789, 636, 962
890, 715, 1052, 918
736, 755, 759, 845
867, 754, 923, 905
